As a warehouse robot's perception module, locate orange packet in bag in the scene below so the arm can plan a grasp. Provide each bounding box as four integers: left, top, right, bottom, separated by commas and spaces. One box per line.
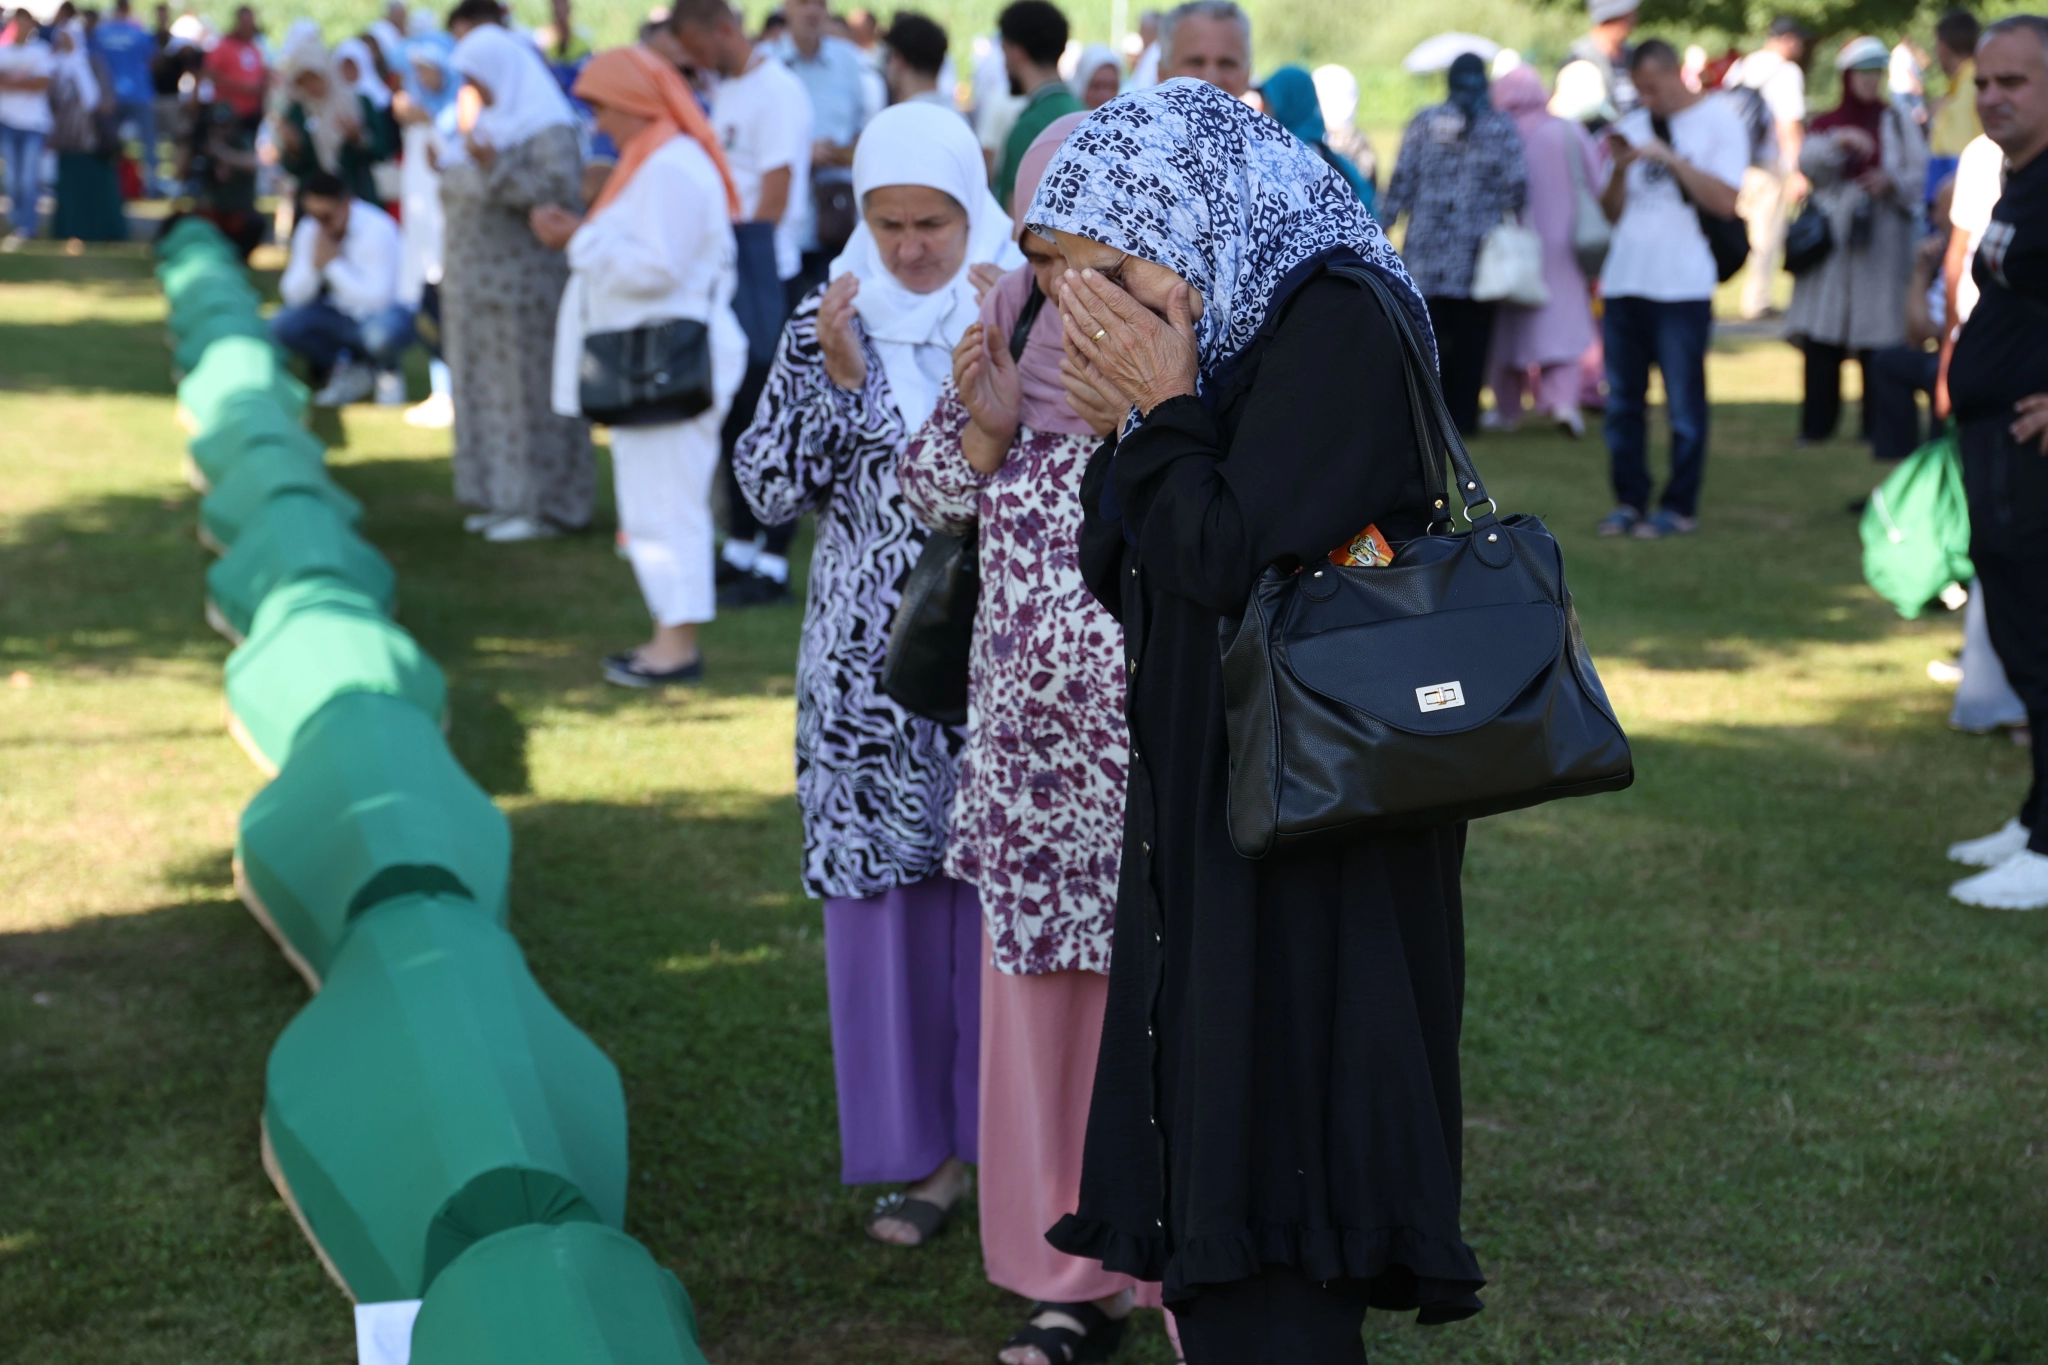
1329, 523, 1394, 569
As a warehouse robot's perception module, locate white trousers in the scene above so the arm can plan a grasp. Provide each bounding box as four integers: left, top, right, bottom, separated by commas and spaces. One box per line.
610, 415, 722, 627
1738, 165, 1791, 320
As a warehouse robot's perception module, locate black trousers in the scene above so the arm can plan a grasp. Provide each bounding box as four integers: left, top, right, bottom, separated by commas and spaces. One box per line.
1174, 1266, 1370, 1365
1866, 344, 1940, 462
718, 271, 817, 558
1426, 295, 1496, 438
1800, 340, 1874, 442
1960, 416, 2048, 850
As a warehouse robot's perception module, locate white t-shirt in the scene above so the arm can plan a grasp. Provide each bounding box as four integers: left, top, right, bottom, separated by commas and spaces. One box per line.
711, 54, 813, 281
1727, 49, 1806, 146
0, 38, 56, 136
1947, 134, 2005, 323
1600, 99, 1751, 302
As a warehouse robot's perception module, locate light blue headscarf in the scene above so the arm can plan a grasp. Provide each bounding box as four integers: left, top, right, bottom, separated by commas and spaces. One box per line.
1024, 77, 1430, 379
405, 31, 458, 120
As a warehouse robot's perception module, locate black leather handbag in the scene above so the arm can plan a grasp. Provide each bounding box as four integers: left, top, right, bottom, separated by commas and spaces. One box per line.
1784, 200, 1833, 275
578, 317, 714, 427
881, 283, 1047, 726
1219, 265, 1634, 858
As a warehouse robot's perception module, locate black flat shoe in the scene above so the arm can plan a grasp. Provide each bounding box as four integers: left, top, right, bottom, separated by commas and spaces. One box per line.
999, 1301, 1129, 1364
603, 652, 704, 688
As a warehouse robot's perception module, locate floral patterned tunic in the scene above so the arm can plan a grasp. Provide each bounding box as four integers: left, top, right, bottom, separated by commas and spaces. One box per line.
732, 291, 963, 901
898, 381, 1127, 975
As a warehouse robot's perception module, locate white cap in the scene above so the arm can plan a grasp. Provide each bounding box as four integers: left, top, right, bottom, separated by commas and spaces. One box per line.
1836, 35, 1890, 71
1588, 0, 1639, 24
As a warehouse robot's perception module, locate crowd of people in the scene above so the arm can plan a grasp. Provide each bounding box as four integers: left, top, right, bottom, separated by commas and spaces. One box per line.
8, 0, 2048, 1351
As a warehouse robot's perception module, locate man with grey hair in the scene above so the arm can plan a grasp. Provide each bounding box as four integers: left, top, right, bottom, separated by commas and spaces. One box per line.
1944, 14, 2048, 909
1158, 0, 1249, 99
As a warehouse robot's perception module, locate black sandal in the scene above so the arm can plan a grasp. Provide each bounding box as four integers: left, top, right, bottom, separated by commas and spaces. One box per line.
864, 1190, 956, 1247
999, 1301, 1129, 1364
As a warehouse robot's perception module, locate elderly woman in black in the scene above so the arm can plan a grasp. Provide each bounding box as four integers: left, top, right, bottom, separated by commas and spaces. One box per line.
1024, 80, 1486, 1362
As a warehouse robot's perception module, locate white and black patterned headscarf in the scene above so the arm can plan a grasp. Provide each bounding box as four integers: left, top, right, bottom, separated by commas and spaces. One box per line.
1024, 78, 1433, 379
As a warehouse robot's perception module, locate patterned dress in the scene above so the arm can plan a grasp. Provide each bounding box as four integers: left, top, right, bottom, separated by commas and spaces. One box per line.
898, 384, 1126, 975
439, 124, 593, 529
732, 292, 963, 900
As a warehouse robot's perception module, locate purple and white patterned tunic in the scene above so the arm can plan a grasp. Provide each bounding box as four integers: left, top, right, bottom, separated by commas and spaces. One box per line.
898, 382, 1126, 975
733, 292, 963, 901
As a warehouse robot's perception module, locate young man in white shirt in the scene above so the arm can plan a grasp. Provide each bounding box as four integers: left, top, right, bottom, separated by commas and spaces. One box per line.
272, 170, 415, 407
671, 0, 814, 607
0, 7, 55, 242
1726, 16, 1811, 319
1596, 38, 1748, 540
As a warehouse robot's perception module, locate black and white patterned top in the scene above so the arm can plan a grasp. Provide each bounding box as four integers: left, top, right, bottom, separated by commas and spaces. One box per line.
732, 290, 964, 902
1378, 100, 1530, 299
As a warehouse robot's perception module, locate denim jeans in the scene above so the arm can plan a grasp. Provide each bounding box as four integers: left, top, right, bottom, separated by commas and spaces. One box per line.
1, 124, 46, 238
1866, 344, 1940, 463
270, 300, 416, 374
115, 100, 159, 196
1602, 296, 1714, 518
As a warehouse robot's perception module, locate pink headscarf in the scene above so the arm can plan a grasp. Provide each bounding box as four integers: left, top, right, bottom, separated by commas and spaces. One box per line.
977, 112, 1095, 437
1490, 63, 1550, 135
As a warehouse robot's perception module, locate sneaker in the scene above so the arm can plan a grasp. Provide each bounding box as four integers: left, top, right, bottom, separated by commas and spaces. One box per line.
1596, 506, 1643, 537
717, 567, 793, 609
604, 651, 705, 688
314, 362, 376, 407
1949, 849, 2048, 910
405, 392, 455, 428
374, 371, 407, 406
1480, 409, 1519, 434
1926, 658, 1965, 686
462, 511, 502, 533
1948, 818, 2033, 868
483, 515, 561, 543
1553, 405, 1585, 439
1631, 509, 1699, 540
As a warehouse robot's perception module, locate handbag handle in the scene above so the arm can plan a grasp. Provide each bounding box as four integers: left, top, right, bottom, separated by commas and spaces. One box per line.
1329, 264, 1497, 526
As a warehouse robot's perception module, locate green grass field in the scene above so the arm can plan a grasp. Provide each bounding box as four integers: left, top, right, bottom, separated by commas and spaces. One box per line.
2, 244, 2043, 1364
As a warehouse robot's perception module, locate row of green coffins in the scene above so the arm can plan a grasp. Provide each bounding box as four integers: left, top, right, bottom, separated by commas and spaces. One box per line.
157, 217, 709, 1363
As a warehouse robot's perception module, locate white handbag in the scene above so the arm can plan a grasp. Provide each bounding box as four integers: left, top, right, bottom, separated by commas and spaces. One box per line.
1565, 131, 1612, 281
1472, 215, 1549, 307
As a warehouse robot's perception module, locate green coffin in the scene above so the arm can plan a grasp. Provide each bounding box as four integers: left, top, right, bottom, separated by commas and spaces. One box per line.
224, 579, 445, 773
186, 396, 323, 491
155, 215, 233, 261
204, 492, 394, 641
235, 689, 505, 983
177, 335, 309, 431
410, 1224, 705, 1365
166, 274, 261, 329
174, 310, 274, 379
262, 895, 628, 1303
198, 443, 359, 554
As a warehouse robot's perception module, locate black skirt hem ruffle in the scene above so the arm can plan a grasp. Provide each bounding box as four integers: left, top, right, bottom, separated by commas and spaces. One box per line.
1047, 1213, 1486, 1321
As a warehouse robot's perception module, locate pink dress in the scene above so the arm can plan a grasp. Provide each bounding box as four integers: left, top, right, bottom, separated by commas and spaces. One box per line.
1489, 70, 1603, 372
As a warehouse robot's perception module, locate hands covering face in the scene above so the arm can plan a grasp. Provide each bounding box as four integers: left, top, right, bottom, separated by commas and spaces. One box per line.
1056, 267, 1199, 421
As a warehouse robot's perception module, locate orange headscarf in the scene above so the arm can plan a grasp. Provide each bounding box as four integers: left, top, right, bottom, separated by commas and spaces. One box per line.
573, 45, 741, 221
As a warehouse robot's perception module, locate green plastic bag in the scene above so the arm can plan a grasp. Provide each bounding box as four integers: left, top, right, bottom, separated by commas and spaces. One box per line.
1861, 433, 1974, 619
262, 895, 627, 1303
177, 335, 309, 431
186, 395, 324, 491
174, 311, 274, 380
236, 689, 505, 982
410, 1223, 706, 1365
225, 580, 446, 773
198, 442, 358, 553
204, 492, 395, 641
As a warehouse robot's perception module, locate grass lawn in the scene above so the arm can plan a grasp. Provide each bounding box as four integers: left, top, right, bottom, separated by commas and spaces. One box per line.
1, 243, 2043, 1365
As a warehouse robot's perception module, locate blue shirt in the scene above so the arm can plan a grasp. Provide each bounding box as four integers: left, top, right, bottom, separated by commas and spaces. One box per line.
92, 17, 155, 106
770, 33, 868, 149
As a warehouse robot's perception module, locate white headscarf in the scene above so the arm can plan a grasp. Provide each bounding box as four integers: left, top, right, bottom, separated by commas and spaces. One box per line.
333, 37, 392, 109
829, 102, 1025, 430
1067, 44, 1122, 102
451, 25, 575, 151
1313, 64, 1360, 135
278, 25, 361, 174
54, 21, 100, 113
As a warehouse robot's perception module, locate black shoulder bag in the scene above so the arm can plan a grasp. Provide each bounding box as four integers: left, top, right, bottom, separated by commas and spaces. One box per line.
1219, 265, 1634, 858
578, 318, 714, 427
1652, 113, 1749, 283
881, 281, 1047, 726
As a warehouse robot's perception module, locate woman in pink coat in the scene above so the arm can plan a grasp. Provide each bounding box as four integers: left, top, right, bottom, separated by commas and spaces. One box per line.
1486, 63, 1604, 436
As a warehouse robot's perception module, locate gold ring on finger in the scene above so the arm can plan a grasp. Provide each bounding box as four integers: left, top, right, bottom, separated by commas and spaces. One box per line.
1093, 328, 1107, 341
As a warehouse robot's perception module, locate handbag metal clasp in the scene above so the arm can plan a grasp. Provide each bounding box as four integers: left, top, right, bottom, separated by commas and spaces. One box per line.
1416, 681, 1466, 713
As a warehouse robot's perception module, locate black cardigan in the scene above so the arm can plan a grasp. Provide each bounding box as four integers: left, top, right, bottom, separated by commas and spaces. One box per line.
1049, 268, 1486, 1320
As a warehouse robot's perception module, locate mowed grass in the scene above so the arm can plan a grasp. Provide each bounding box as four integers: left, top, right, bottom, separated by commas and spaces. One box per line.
0, 244, 2042, 1365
